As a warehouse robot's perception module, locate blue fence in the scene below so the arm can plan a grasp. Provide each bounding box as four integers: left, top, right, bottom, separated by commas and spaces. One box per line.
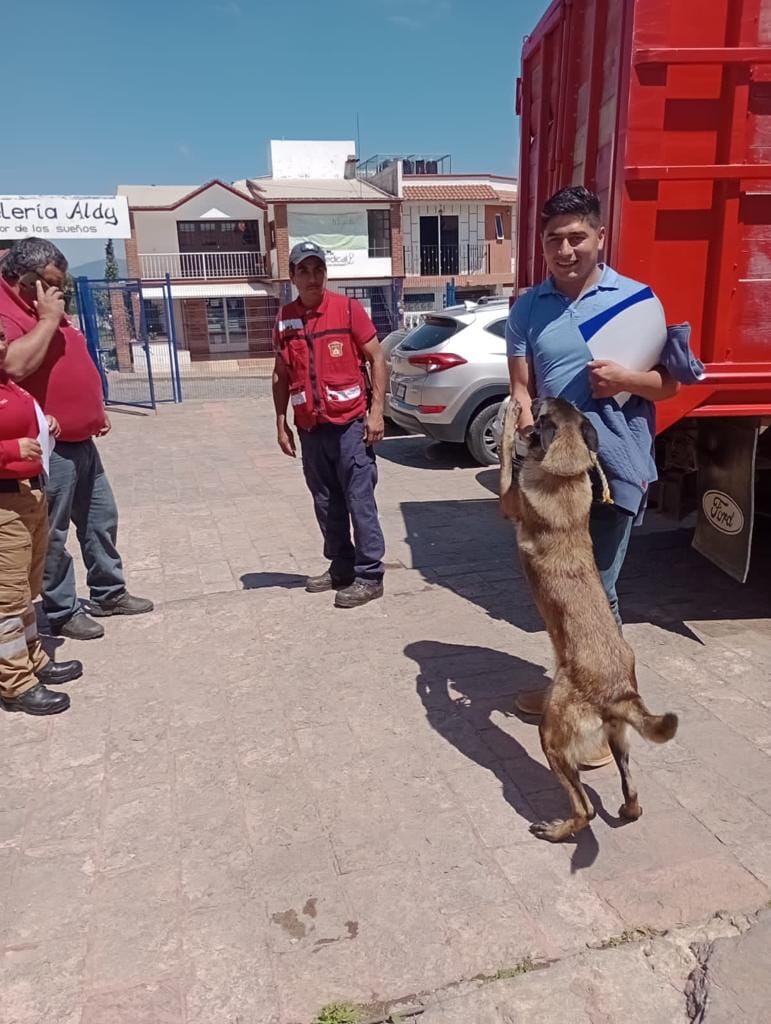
76, 275, 182, 410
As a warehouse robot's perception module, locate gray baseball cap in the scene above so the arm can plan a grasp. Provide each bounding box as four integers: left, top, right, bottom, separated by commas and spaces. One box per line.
289, 240, 327, 267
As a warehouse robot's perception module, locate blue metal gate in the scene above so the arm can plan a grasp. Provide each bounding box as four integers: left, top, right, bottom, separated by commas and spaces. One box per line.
75, 276, 182, 409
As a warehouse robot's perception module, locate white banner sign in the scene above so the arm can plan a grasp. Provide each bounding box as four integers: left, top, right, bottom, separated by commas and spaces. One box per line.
0, 195, 131, 239
288, 210, 368, 252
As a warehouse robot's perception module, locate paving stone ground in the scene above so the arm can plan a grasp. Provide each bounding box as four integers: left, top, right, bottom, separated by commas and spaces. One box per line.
1, 398, 769, 1024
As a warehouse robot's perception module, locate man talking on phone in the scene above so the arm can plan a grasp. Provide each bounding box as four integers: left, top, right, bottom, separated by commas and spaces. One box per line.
272, 241, 387, 608
0, 238, 153, 640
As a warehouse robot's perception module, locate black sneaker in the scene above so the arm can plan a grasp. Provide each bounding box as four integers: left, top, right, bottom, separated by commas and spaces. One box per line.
1, 683, 70, 716
54, 612, 105, 640
334, 580, 384, 609
305, 570, 354, 594
89, 592, 154, 617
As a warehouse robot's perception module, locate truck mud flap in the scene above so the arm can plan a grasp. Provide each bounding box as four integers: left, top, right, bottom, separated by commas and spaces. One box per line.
693, 419, 759, 583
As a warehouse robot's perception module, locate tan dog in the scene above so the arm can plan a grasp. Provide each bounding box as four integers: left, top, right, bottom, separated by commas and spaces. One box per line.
499, 396, 678, 842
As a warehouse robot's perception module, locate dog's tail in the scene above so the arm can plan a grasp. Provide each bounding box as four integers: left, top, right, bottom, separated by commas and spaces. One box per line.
604, 694, 679, 744
499, 397, 520, 499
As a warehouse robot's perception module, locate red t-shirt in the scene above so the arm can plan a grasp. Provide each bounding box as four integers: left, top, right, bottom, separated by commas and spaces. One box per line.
0, 374, 44, 479
0, 279, 106, 443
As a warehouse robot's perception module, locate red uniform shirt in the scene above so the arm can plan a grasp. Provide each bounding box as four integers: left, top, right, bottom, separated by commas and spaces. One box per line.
0, 279, 106, 443
0, 374, 44, 479
273, 289, 377, 428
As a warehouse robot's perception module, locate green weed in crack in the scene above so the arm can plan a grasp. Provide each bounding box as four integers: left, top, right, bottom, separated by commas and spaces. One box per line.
315, 1003, 362, 1024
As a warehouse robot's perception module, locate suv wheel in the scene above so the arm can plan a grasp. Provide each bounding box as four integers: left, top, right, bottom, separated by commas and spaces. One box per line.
466, 402, 502, 466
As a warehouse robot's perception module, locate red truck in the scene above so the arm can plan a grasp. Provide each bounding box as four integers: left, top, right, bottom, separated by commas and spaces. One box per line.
516, 0, 771, 580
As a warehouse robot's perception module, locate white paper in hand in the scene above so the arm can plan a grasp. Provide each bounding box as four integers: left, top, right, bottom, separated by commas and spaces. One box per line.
33, 399, 55, 477
580, 286, 667, 406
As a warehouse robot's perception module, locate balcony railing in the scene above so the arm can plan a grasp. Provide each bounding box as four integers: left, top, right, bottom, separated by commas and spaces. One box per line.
403, 242, 491, 277
139, 251, 268, 281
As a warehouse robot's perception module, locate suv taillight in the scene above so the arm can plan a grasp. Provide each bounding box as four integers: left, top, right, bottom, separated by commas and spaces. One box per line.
407, 353, 467, 374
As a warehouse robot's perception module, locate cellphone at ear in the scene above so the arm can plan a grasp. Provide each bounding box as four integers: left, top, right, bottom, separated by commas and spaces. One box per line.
19, 272, 40, 291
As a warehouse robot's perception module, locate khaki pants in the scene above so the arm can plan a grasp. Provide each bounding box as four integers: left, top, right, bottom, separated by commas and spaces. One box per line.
0, 484, 50, 700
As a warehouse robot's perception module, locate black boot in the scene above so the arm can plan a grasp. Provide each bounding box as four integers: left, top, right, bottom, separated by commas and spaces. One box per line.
305, 569, 354, 594
36, 660, 83, 685
334, 579, 384, 608
54, 611, 104, 640
88, 592, 154, 617
2, 683, 70, 716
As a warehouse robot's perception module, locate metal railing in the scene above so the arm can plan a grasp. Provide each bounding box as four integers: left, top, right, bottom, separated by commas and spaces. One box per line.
139, 251, 268, 280
403, 243, 490, 277
403, 311, 427, 329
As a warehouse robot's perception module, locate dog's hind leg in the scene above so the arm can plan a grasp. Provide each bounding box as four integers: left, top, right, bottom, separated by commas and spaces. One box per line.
607, 722, 642, 821
531, 718, 595, 842
530, 749, 594, 842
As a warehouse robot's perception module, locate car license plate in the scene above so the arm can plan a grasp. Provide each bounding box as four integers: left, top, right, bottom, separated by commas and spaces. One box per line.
394, 383, 407, 401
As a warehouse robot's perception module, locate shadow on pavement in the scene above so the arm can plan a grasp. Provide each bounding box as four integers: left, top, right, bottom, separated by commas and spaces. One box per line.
240, 572, 306, 590
405, 640, 616, 870
33, 604, 68, 655
377, 435, 479, 470
383, 433, 771, 638
400, 491, 771, 639
105, 405, 153, 418
383, 420, 410, 439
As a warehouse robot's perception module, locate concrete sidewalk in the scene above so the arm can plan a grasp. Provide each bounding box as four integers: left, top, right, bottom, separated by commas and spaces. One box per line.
1, 399, 769, 1024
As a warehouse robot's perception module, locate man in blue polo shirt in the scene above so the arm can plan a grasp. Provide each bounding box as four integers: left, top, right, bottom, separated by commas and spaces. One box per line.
506, 186, 680, 751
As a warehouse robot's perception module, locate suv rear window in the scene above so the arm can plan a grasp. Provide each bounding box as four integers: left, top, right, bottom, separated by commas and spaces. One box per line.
484, 319, 507, 339
400, 316, 464, 351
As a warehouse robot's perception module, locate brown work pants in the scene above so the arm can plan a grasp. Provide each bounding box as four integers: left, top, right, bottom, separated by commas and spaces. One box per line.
0, 484, 50, 700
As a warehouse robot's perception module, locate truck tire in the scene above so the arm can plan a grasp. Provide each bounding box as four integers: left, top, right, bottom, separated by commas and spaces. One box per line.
466, 402, 502, 466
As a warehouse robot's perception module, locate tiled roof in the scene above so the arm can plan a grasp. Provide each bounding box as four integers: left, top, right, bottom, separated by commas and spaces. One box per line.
403, 184, 502, 201
403, 184, 518, 201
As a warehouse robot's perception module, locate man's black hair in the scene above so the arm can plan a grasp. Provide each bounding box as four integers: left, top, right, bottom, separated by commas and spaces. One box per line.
0, 238, 68, 282
540, 186, 602, 230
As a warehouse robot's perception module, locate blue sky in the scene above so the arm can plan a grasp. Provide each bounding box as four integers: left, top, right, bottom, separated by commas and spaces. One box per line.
0, 0, 551, 267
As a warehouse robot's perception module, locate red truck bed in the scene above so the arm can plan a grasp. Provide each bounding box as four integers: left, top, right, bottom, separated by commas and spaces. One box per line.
517, 0, 771, 433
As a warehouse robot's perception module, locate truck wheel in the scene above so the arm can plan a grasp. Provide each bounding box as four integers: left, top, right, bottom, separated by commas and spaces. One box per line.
466, 402, 502, 466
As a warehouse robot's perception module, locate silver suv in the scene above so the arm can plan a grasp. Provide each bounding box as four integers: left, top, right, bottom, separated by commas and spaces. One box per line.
388, 299, 510, 465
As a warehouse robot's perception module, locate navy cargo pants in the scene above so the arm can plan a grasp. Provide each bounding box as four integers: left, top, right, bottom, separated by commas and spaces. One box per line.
299, 418, 385, 583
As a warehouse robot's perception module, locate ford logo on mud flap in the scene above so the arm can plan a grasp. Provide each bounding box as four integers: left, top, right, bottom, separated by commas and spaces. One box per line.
702, 490, 744, 535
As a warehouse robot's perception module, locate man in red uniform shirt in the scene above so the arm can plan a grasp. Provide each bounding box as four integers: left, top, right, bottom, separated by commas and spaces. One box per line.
272, 241, 387, 607
0, 239, 152, 640
0, 318, 82, 715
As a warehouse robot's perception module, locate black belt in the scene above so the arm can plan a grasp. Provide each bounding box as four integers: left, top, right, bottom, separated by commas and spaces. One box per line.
0, 476, 43, 492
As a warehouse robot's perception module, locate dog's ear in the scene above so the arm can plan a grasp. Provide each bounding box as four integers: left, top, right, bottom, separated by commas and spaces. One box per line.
580, 416, 599, 454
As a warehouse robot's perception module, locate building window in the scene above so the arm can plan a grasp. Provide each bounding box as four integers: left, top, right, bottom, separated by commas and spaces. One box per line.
367, 209, 391, 258
177, 220, 261, 252
143, 299, 167, 340
403, 292, 436, 312
205, 296, 249, 351
494, 213, 505, 241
